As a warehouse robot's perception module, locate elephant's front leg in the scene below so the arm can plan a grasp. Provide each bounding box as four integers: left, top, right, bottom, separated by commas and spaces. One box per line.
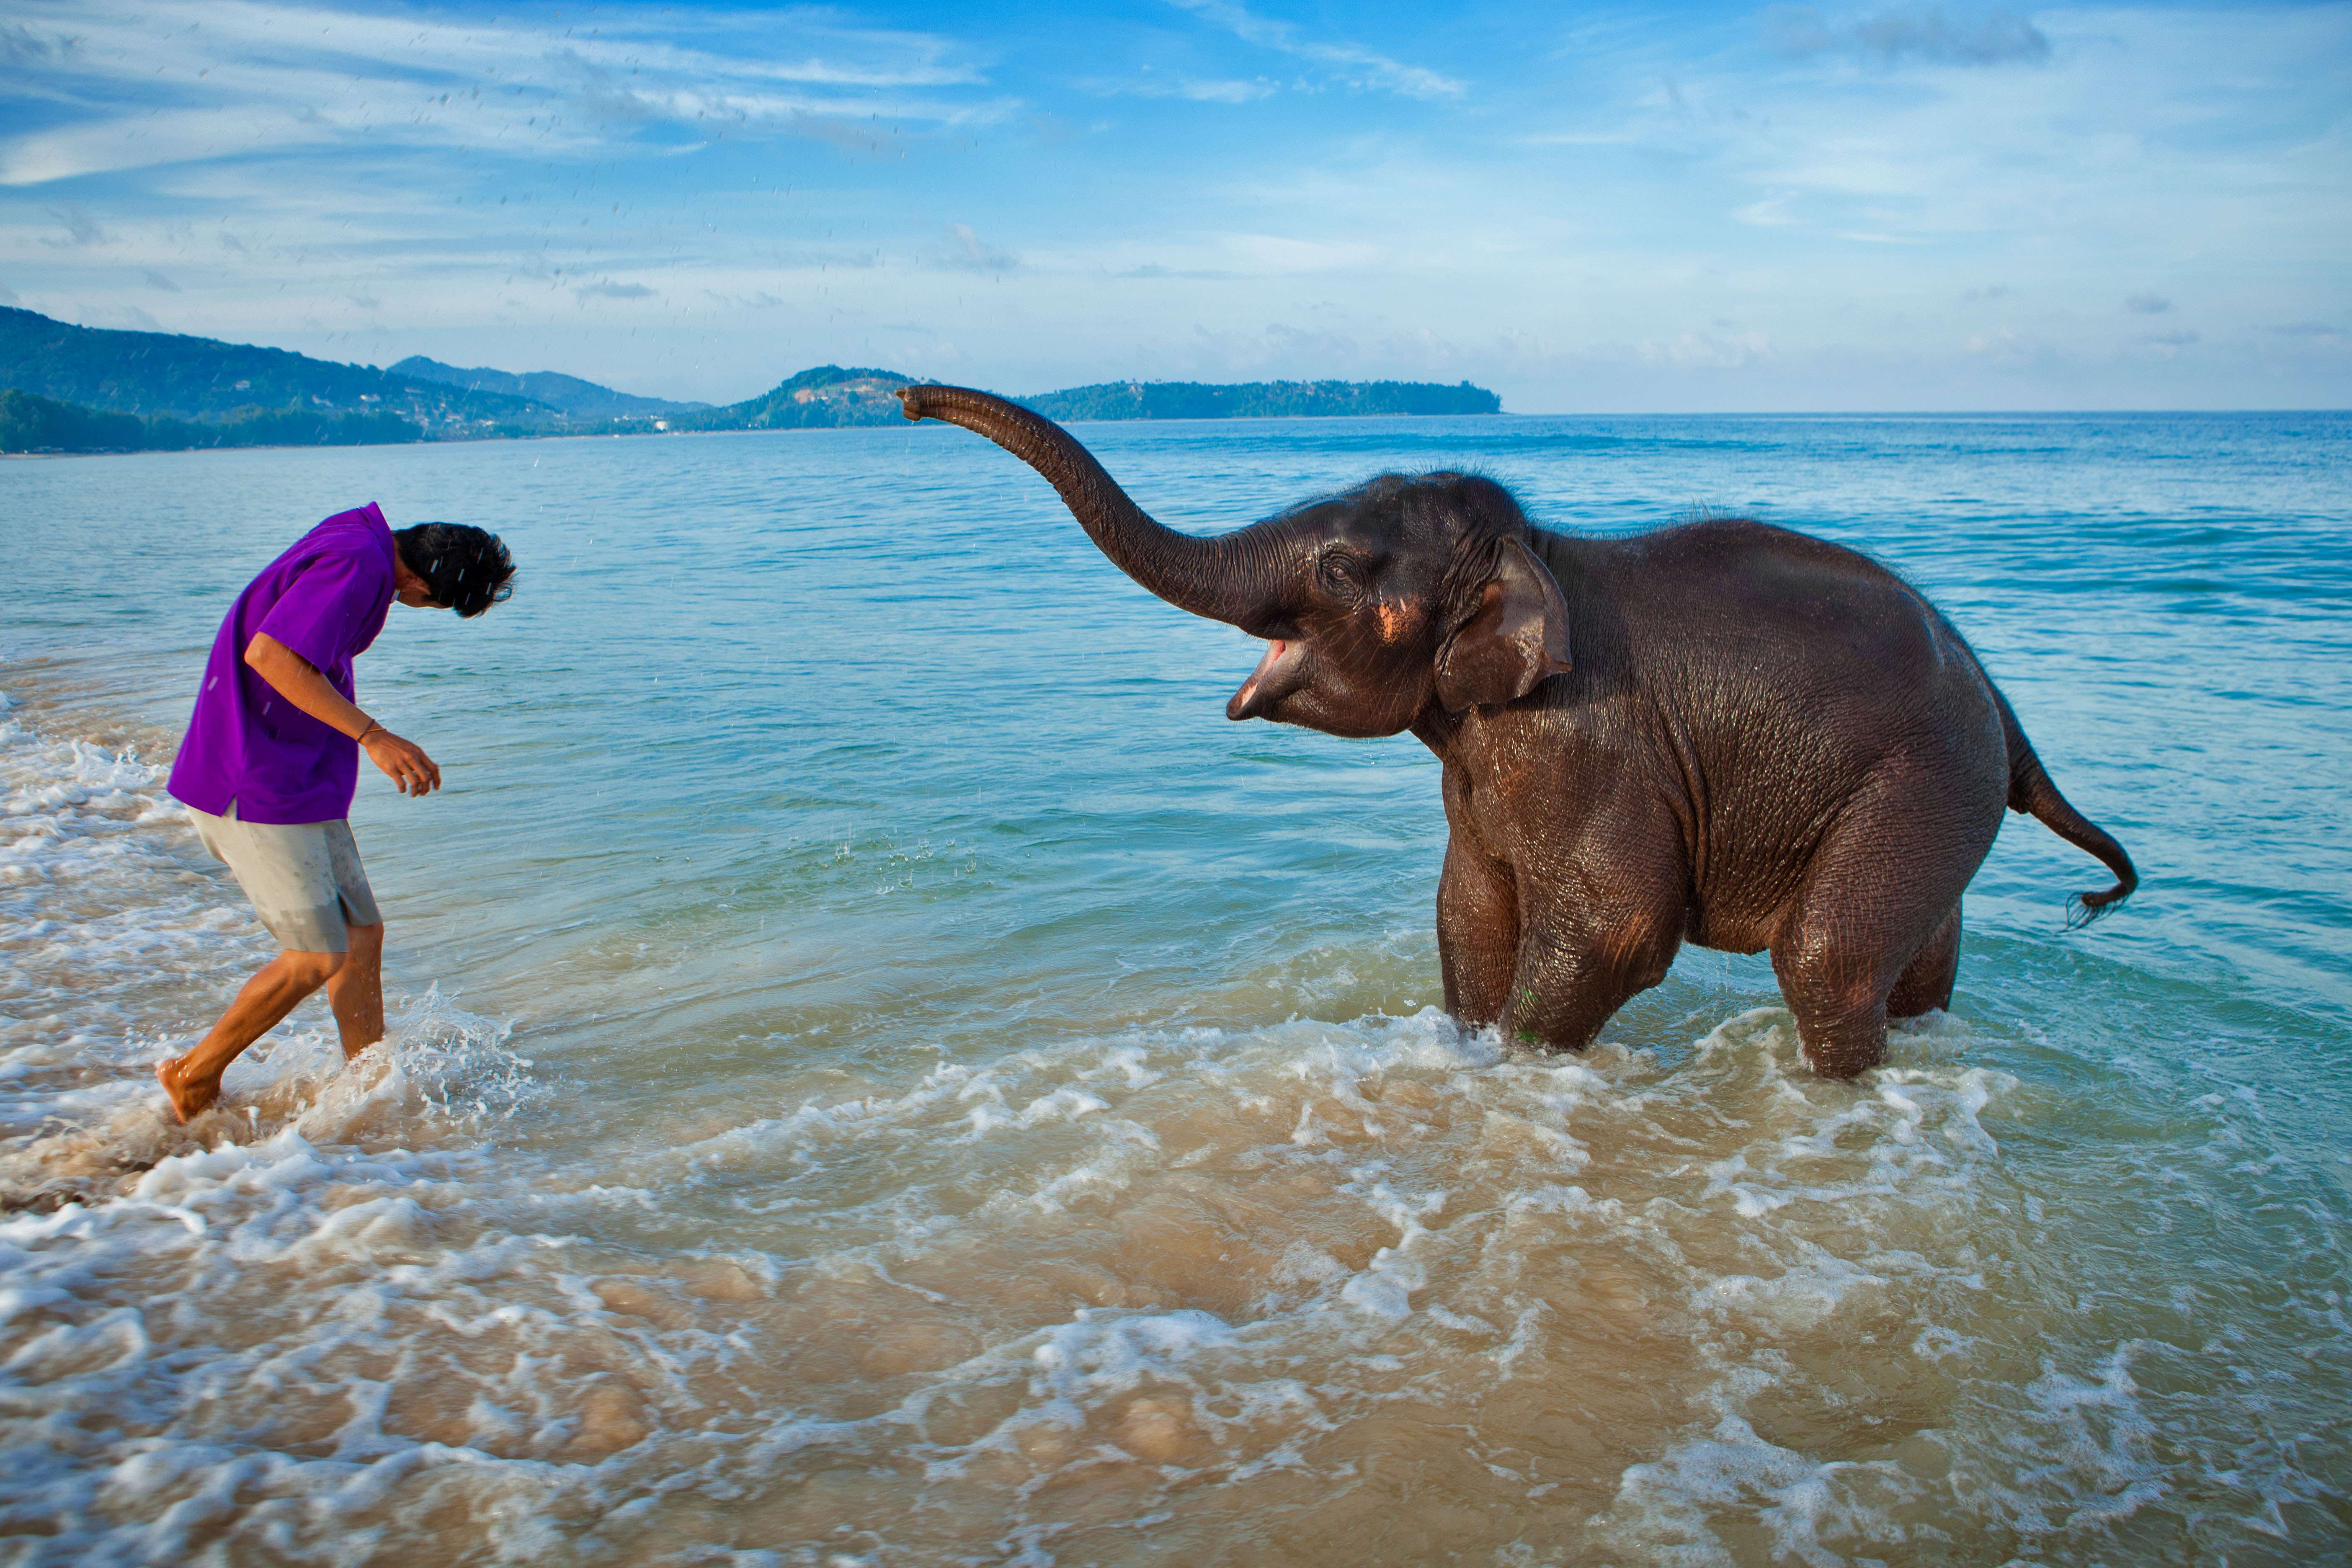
1437, 834, 1517, 1026
1497, 898, 1685, 1053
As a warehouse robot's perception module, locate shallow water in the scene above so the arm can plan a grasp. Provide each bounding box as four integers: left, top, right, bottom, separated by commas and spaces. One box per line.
1, 412, 2348, 1565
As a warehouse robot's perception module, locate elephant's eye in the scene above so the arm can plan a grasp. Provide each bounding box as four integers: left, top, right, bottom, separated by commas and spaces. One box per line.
1316, 552, 1364, 602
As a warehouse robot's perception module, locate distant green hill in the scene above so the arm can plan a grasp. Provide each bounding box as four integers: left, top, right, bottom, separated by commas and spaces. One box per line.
680, 369, 1505, 429
679, 365, 911, 431
0, 307, 549, 431
1022, 379, 1501, 420
0, 388, 422, 454
389, 356, 706, 419
0, 356, 917, 451
0, 307, 1509, 454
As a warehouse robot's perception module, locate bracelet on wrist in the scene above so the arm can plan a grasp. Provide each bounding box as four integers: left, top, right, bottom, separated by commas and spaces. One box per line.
356, 720, 385, 744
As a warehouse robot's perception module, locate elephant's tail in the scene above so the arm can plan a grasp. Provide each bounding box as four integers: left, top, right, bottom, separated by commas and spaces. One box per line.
1995, 691, 2139, 928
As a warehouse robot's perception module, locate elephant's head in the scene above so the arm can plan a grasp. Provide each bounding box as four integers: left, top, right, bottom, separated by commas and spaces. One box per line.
900, 384, 1573, 738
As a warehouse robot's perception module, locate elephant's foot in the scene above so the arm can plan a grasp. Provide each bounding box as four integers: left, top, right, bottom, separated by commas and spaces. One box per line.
1790, 1019, 1887, 1080
1496, 975, 1642, 1056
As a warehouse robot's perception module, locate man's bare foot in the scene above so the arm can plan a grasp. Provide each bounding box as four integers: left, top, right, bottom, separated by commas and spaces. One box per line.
342, 1037, 383, 1065
155, 1057, 221, 1124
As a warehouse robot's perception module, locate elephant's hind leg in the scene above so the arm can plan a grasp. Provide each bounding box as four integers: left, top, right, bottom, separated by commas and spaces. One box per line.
1773, 786, 1993, 1078
1438, 835, 1517, 1026
1888, 902, 1962, 1019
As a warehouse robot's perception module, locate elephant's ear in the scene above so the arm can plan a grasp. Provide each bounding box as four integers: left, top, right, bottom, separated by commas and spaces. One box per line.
1434, 536, 1573, 712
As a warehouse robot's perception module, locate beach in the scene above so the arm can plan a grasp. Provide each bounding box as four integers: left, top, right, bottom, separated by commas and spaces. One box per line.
3, 411, 2348, 1563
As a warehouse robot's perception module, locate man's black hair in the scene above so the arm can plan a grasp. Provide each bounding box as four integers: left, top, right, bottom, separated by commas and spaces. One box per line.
394, 523, 516, 619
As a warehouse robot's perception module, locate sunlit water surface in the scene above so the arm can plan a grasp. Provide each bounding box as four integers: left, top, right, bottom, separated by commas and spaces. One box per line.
2, 412, 2348, 1566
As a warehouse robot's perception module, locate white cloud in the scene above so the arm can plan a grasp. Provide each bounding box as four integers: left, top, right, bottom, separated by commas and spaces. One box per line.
1215, 233, 1380, 274
1167, 0, 1464, 99
0, 0, 1006, 186
41, 203, 108, 246
1640, 327, 1775, 369
1078, 72, 1280, 105
1735, 196, 1799, 227
1175, 77, 1280, 104
1762, 5, 2053, 66
0, 0, 2339, 413
930, 224, 1018, 272
1584, 3, 2352, 263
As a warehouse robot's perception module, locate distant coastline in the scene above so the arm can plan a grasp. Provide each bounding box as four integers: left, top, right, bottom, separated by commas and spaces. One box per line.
0, 307, 1501, 455
1023, 379, 1498, 421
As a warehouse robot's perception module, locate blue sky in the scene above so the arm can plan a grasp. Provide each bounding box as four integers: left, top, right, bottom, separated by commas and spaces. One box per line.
2, 0, 2346, 410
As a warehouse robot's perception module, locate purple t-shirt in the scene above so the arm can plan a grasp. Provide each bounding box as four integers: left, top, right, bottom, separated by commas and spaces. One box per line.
168, 503, 397, 825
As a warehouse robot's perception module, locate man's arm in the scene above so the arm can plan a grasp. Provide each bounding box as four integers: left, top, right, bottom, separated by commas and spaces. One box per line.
244, 633, 442, 797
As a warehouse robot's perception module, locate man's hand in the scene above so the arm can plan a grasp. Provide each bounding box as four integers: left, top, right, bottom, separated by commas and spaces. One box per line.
244, 634, 445, 799
363, 728, 442, 796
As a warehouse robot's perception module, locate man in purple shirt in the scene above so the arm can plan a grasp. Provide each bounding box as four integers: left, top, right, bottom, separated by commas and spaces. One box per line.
157, 502, 515, 1122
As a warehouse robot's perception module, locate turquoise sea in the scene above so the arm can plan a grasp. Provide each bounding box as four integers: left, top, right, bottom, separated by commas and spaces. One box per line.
2, 411, 2347, 1564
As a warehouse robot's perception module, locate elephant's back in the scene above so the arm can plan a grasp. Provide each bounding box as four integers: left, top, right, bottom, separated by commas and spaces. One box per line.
1585, 518, 1989, 720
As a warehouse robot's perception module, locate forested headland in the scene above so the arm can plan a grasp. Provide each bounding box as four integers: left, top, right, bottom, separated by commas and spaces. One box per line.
0, 307, 1501, 454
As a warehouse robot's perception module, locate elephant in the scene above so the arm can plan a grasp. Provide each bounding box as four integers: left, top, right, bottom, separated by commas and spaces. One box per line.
897, 384, 2138, 1078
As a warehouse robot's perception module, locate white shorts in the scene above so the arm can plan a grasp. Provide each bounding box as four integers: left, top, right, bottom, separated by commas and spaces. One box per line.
188, 802, 382, 953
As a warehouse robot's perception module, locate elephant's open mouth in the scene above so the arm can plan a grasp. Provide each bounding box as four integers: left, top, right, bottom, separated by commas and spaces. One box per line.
1228, 637, 1308, 721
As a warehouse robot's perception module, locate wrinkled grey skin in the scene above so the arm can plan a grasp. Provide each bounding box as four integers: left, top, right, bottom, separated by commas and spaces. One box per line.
900, 385, 2137, 1078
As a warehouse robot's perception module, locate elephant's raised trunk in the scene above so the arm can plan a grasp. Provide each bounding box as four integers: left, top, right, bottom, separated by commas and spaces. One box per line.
898, 384, 1274, 627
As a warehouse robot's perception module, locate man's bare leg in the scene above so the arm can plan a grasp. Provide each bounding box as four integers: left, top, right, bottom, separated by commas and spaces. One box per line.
327, 921, 387, 1061
157, 949, 346, 1122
